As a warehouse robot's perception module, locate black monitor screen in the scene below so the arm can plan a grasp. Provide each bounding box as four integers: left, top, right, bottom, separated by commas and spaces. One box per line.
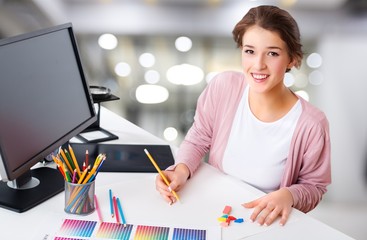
0, 23, 97, 212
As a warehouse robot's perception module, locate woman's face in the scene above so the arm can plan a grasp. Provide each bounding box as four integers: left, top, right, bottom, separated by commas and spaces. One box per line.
241, 25, 294, 95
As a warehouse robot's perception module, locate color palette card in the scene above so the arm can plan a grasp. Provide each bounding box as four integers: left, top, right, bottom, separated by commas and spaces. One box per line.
57, 219, 97, 238
52, 219, 220, 240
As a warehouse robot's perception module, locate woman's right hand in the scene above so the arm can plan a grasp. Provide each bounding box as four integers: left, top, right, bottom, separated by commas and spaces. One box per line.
155, 163, 190, 205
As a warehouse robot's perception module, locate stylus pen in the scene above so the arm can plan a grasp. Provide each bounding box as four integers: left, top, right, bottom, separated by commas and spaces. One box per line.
144, 148, 181, 202
109, 189, 114, 217
116, 197, 127, 227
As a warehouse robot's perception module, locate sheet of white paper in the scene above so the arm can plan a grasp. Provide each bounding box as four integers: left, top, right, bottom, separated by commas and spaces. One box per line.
33, 164, 300, 240
94, 165, 299, 240
69, 136, 84, 143
79, 130, 110, 141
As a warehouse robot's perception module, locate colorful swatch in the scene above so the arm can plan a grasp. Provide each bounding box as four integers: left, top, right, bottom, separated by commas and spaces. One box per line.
96, 222, 133, 239
54, 238, 84, 240
172, 228, 206, 240
133, 225, 169, 240
55, 219, 209, 240
58, 219, 97, 238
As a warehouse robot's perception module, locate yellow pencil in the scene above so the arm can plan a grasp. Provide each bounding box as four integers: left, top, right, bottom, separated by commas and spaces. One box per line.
68, 144, 81, 178
144, 148, 180, 202
78, 165, 90, 184
59, 149, 74, 174
82, 154, 106, 184
67, 166, 90, 206
52, 155, 65, 179
82, 164, 98, 184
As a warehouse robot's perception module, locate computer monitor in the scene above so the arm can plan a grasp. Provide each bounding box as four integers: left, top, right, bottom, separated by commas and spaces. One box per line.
0, 23, 97, 212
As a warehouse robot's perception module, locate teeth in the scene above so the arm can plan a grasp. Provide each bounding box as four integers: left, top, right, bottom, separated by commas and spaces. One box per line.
252, 74, 267, 79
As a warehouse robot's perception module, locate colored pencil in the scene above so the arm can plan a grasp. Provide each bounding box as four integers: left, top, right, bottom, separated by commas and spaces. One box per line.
94, 194, 103, 222
144, 148, 180, 202
72, 169, 77, 183
116, 197, 127, 227
78, 165, 90, 184
59, 149, 73, 174
63, 163, 72, 182
52, 155, 66, 179
85, 149, 89, 169
69, 144, 81, 177
113, 196, 120, 224
109, 189, 114, 217
64, 149, 75, 170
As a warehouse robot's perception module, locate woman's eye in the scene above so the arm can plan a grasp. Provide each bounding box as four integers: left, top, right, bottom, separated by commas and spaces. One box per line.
244, 49, 254, 54
268, 52, 279, 57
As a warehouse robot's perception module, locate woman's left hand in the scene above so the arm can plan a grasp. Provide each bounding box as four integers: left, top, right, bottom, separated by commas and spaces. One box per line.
242, 188, 294, 226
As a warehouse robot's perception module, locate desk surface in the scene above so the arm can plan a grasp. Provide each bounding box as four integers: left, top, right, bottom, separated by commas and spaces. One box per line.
0, 107, 354, 240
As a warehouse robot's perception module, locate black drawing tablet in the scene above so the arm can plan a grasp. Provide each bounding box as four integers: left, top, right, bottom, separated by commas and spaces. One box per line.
68, 143, 175, 173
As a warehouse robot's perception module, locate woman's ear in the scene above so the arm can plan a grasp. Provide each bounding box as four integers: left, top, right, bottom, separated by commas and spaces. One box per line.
287, 59, 297, 70
286, 59, 297, 72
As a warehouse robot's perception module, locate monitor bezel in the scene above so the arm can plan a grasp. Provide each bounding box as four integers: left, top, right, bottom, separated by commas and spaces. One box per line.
0, 23, 97, 182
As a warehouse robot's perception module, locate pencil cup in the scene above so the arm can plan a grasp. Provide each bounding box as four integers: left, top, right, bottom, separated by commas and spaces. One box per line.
64, 180, 95, 215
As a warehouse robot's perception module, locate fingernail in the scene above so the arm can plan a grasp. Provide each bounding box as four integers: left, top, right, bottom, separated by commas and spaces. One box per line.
168, 186, 172, 192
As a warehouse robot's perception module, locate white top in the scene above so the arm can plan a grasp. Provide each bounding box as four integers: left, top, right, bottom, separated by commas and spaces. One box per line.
223, 86, 302, 193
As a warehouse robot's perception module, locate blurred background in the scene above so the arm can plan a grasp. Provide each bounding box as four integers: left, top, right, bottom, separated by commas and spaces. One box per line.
1, 0, 366, 239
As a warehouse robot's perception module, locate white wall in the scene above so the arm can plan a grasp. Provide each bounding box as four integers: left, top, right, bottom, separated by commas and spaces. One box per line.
313, 33, 367, 202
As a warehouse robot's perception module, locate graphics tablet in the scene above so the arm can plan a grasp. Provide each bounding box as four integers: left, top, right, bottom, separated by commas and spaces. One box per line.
69, 143, 175, 173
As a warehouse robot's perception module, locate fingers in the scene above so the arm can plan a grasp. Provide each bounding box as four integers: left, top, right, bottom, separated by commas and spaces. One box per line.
243, 199, 292, 226
242, 199, 258, 209
279, 208, 291, 226
155, 171, 181, 205
242, 188, 294, 226
154, 165, 189, 205
248, 202, 267, 224
248, 204, 284, 226
263, 206, 281, 226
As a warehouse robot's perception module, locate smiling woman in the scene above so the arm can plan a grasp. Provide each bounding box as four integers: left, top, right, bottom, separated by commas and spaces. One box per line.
153, 5, 331, 228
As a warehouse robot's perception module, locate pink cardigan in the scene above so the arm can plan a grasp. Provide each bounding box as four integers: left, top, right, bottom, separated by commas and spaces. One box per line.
175, 71, 331, 213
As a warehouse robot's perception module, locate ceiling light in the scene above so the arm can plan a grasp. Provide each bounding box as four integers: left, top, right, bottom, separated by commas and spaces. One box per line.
175, 36, 192, 52
144, 70, 160, 84
98, 33, 118, 50
166, 64, 204, 85
139, 52, 155, 68
284, 72, 295, 87
114, 62, 131, 77
309, 70, 324, 85
163, 127, 178, 142
306, 53, 323, 68
135, 84, 169, 104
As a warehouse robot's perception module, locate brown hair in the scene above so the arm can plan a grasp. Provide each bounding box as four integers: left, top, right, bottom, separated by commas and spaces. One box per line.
232, 5, 303, 69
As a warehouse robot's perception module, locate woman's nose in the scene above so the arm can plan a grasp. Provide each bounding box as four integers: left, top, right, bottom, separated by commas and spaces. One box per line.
254, 55, 266, 70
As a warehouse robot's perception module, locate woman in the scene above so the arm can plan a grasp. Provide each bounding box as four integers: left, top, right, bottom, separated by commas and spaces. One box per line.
155, 5, 331, 226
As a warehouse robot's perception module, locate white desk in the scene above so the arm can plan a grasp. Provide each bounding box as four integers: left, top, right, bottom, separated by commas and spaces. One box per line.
0, 107, 354, 240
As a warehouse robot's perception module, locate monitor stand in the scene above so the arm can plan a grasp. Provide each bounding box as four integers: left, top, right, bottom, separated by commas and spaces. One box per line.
76, 93, 120, 143
0, 167, 64, 213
